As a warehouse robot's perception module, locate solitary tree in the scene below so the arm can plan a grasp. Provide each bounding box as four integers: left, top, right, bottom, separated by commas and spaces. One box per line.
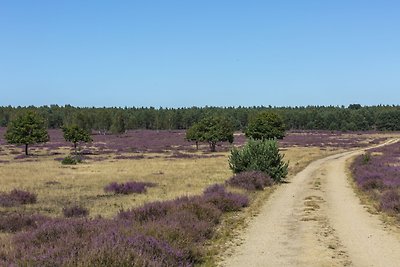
185, 123, 202, 150
186, 116, 234, 152
5, 111, 49, 155
62, 125, 92, 155
245, 111, 285, 140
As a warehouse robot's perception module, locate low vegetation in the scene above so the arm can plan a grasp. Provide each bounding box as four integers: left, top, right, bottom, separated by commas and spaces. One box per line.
1, 184, 248, 266
104, 181, 157, 195
61, 155, 81, 165
227, 171, 273, 191
0, 212, 47, 233
62, 205, 89, 218
351, 141, 400, 218
0, 189, 37, 207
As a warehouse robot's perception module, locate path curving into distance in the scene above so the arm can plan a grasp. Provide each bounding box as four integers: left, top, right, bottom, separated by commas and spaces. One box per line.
222, 139, 400, 267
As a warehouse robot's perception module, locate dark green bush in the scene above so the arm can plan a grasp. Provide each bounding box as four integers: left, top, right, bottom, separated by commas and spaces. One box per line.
228, 139, 288, 182
362, 152, 371, 164
61, 155, 81, 165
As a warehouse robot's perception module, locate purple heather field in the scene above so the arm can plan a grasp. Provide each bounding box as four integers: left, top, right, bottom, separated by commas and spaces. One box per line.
0, 128, 398, 265
352, 141, 400, 216
0, 128, 389, 156
0, 184, 249, 266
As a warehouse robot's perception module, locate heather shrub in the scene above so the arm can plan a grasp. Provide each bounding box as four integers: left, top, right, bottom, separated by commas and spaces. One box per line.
229, 139, 288, 182
202, 184, 249, 212
380, 190, 400, 214
360, 179, 386, 191
141, 213, 210, 262
177, 198, 222, 224
104, 181, 156, 195
227, 171, 273, 191
0, 212, 47, 233
9, 189, 37, 204
83, 231, 191, 267
118, 200, 175, 222
10, 218, 113, 266
0, 189, 37, 207
5, 183, 248, 266
63, 205, 89, 218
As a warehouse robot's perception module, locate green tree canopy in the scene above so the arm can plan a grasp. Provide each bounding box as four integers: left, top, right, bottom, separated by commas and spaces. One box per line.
186, 116, 234, 152
244, 111, 285, 140
62, 125, 92, 155
5, 111, 49, 155
229, 139, 288, 182
185, 123, 202, 150
110, 111, 126, 134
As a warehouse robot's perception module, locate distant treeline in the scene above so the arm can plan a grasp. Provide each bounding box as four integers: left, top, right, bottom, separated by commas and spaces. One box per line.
0, 104, 399, 132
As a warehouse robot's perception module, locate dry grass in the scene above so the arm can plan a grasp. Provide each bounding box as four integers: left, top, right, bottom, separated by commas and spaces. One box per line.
0, 152, 230, 218
0, 145, 338, 220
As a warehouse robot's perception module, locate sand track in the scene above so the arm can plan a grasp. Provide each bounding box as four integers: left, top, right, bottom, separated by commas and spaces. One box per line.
222, 140, 400, 267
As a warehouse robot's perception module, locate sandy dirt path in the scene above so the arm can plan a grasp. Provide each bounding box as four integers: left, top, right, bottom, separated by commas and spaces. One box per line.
222, 140, 400, 267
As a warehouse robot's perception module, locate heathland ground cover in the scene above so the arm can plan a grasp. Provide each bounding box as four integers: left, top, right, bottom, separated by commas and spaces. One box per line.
352, 140, 400, 219
0, 129, 397, 265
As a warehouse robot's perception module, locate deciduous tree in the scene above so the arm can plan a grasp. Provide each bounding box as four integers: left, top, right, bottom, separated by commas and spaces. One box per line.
5, 112, 49, 155
245, 111, 285, 140
62, 125, 92, 155
186, 116, 234, 152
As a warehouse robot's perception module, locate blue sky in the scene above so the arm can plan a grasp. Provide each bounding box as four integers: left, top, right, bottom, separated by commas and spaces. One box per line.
0, 1, 399, 107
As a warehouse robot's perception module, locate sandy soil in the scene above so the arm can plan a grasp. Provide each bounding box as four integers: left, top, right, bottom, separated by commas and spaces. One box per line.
222, 140, 400, 267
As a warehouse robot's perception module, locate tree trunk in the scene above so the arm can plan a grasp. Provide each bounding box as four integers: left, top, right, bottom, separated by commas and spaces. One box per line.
74, 142, 77, 155
195, 141, 199, 150
25, 144, 28, 155
209, 142, 216, 152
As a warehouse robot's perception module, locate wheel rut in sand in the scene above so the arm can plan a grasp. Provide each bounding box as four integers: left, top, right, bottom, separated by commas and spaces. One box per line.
222, 140, 400, 267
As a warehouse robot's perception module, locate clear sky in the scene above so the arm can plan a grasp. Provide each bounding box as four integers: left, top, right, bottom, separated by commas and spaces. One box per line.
0, 1, 399, 107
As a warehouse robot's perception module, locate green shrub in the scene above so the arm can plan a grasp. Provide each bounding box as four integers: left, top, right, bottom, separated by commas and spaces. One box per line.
61, 155, 81, 165
362, 152, 371, 164
228, 139, 288, 182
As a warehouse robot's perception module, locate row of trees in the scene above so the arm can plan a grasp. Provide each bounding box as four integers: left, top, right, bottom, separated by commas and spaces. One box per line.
186, 111, 285, 152
0, 105, 400, 132
4, 110, 285, 155
5, 112, 91, 155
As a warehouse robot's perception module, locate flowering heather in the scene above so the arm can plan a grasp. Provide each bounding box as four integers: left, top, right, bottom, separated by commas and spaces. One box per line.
380, 190, 400, 214
352, 141, 400, 216
63, 205, 89, 218
352, 142, 400, 190
2, 184, 248, 266
227, 171, 274, 191
202, 184, 249, 212
0, 212, 48, 233
280, 130, 388, 148
0, 189, 37, 207
104, 181, 157, 195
